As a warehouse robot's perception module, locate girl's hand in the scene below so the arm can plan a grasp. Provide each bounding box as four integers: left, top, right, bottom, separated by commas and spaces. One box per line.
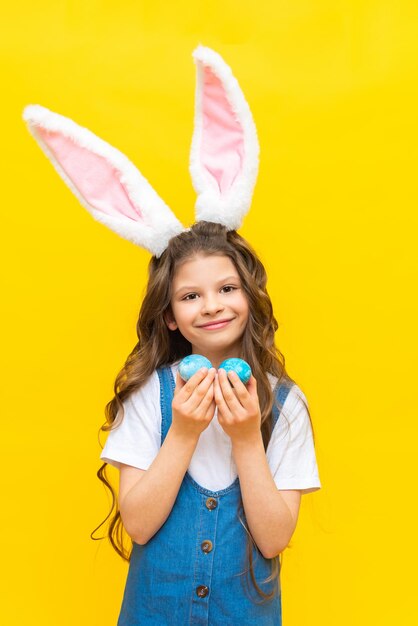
171, 367, 217, 440
214, 369, 262, 444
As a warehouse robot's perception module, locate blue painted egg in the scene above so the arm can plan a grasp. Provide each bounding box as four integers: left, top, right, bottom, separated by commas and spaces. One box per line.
178, 354, 213, 381
218, 358, 252, 384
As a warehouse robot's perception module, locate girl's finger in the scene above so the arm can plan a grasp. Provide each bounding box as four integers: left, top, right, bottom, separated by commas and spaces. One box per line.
174, 367, 209, 399
246, 375, 258, 398
197, 385, 214, 417
217, 369, 241, 412
204, 398, 216, 421
174, 370, 186, 394
225, 370, 250, 406
197, 379, 216, 412
214, 372, 233, 419
183, 368, 216, 411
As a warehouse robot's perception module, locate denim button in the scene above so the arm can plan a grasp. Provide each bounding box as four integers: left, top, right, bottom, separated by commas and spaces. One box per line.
206, 497, 217, 510
196, 585, 209, 598
201, 540, 213, 553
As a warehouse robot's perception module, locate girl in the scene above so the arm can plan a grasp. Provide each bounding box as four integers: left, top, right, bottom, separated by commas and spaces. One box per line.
23, 46, 321, 625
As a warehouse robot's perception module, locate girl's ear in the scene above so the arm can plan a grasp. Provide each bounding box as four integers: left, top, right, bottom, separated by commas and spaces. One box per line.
163, 308, 178, 331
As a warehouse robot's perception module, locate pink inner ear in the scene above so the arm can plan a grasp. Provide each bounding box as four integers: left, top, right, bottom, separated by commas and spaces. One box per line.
36, 127, 143, 221
200, 66, 244, 195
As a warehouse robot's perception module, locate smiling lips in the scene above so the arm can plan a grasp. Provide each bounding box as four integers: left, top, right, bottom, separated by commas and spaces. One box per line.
198, 318, 234, 330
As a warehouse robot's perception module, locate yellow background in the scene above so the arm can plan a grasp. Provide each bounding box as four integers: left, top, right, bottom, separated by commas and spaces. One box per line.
2, 1, 417, 624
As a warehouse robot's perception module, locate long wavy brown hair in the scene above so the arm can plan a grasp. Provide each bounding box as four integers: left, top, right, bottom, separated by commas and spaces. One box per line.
91, 220, 315, 603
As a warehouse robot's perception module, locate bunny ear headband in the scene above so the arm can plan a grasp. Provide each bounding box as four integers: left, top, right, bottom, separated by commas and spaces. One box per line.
22, 45, 259, 258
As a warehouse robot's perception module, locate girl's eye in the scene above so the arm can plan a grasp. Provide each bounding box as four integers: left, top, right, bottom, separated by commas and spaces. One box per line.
181, 286, 237, 300
182, 293, 198, 301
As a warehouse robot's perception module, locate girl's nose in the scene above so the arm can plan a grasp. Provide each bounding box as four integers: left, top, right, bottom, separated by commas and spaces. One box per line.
201, 297, 224, 315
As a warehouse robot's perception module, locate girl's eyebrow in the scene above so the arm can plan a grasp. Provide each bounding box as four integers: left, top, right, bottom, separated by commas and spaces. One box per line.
174, 275, 240, 297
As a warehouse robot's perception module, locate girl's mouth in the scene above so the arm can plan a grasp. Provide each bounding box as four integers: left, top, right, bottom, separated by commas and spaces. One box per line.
199, 319, 233, 330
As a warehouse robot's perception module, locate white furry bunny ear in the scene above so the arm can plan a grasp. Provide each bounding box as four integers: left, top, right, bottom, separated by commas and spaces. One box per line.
190, 46, 260, 230
22, 105, 186, 257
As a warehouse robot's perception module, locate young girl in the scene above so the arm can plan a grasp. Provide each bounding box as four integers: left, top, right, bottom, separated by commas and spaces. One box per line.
23, 46, 321, 625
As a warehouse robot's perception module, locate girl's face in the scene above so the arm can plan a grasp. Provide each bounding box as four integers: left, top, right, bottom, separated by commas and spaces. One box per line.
165, 254, 249, 368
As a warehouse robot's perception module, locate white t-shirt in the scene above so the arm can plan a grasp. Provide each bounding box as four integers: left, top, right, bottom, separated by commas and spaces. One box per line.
100, 360, 321, 495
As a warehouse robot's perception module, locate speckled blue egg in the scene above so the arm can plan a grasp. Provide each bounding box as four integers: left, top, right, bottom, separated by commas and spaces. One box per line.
218, 358, 252, 384
178, 354, 213, 381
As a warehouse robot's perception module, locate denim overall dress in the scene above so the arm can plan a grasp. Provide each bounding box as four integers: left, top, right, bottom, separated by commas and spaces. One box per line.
117, 366, 293, 626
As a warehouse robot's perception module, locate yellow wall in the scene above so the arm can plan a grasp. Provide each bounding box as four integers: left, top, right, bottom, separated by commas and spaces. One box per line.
2, 1, 417, 624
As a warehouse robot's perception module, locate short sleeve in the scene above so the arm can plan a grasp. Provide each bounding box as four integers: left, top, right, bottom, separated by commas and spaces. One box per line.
100, 371, 162, 471
266, 384, 321, 495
